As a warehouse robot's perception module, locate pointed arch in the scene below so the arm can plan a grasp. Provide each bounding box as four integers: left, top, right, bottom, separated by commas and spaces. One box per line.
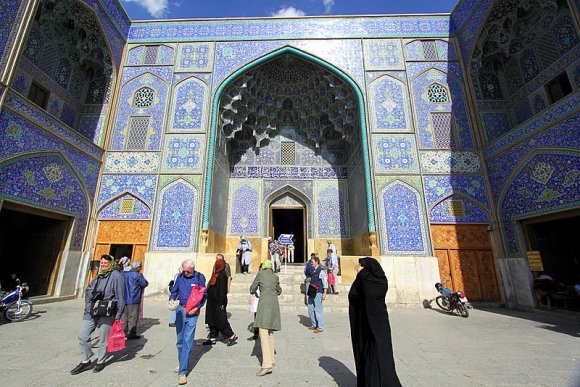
202, 46, 375, 232
429, 192, 491, 223
168, 75, 210, 132
264, 185, 313, 238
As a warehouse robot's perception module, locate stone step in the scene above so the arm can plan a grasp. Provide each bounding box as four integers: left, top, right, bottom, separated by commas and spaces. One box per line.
227, 303, 350, 313
231, 273, 344, 284
227, 292, 347, 305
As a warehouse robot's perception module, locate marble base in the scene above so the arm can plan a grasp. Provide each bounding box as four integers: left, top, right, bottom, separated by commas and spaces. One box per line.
497, 257, 535, 308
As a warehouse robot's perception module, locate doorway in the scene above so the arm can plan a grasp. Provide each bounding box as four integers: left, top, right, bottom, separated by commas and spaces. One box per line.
0, 203, 71, 296
271, 208, 305, 263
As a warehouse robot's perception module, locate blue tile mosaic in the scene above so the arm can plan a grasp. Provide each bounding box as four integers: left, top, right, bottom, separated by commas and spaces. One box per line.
407, 62, 463, 82
316, 182, 348, 237
430, 195, 489, 223
168, 76, 209, 132
420, 151, 481, 174
368, 74, 412, 132
379, 181, 428, 255
98, 193, 151, 220
363, 39, 404, 70
175, 43, 214, 72
0, 0, 27, 74
423, 175, 489, 207
0, 152, 89, 247
213, 40, 364, 90
161, 134, 205, 173
372, 135, 419, 173
128, 16, 453, 43
121, 66, 173, 84
450, 0, 480, 31
500, 151, 580, 255
97, 174, 157, 209
573, 62, 580, 88
263, 180, 313, 203
411, 68, 474, 149
481, 111, 512, 143
111, 72, 169, 151
127, 44, 174, 65
513, 98, 532, 124
405, 39, 457, 61
230, 166, 348, 179
153, 180, 199, 250
230, 183, 260, 235
104, 152, 160, 173
457, 0, 492, 66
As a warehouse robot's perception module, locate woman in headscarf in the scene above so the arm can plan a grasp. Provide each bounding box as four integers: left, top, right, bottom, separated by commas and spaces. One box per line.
203, 259, 238, 346
348, 257, 401, 387
249, 260, 282, 377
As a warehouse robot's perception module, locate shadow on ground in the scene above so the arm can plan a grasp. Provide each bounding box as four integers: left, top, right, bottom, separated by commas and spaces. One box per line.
318, 356, 356, 387
297, 314, 310, 327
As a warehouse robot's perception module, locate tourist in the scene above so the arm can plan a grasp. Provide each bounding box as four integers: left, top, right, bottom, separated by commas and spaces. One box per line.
215, 253, 232, 293
324, 248, 339, 295
169, 259, 207, 385
168, 266, 182, 327
237, 235, 253, 274
349, 257, 401, 387
121, 260, 148, 339
249, 260, 282, 376
70, 254, 125, 375
204, 259, 238, 346
306, 256, 327, 333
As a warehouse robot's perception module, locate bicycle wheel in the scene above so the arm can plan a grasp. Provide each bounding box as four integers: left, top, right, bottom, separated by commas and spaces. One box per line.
435, 296, 451, 311
456, 302, 469, 318
3, 300, 33, 322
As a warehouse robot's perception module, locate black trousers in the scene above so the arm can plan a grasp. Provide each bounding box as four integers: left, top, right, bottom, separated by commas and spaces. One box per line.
209, 324, 234, 340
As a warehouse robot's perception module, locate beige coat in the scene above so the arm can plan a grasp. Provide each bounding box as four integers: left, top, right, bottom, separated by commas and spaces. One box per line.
250, 268, 282, 331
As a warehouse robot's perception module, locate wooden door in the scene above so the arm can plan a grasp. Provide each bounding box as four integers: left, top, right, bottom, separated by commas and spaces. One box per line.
431, 224, 500, 301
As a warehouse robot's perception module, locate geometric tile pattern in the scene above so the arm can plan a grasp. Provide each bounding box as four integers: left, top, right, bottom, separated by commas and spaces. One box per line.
161, 134, 205, 173
175, 43, 214, 72
368, 74, 412, 132
363, 39, 404, 70
420, 151, 481, 174
229, 181, 261, 235
423, 175, 489, 208
405, 39, 456, 61
481, 111, 512, 143
315, 181, 348, 237
98, 193, 151, 220
153, 179, 199, 250
0, 0, 27, 73
372, 134, 419, 173
97, 174, 157, 210
430, 194, 489, 223
104, 152, 160, 173
168, 76, 209, 132
127, 44, 174, 65
379, 181, 428, 255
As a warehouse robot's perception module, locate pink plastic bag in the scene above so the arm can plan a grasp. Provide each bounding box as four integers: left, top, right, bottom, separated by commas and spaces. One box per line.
185, 284, 206, 315
106, 320, 126, 352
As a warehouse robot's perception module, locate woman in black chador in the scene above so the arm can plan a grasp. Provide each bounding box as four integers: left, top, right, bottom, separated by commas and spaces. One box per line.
348, 257, 401, 387
203, 259, 238, 346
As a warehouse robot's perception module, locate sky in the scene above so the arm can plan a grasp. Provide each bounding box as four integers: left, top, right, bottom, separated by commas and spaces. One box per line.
120, 0, 460, 21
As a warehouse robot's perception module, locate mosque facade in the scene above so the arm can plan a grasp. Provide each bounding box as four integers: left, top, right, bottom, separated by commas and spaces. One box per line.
0, 0, 579, 308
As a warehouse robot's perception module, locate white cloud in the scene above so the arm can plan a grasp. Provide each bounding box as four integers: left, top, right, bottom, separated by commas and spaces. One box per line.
123, 0, 169, 18
322, 0, 335, 14
270, 6, 307, 18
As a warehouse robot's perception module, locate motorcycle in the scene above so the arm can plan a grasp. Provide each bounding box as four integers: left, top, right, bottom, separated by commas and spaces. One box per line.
424, 279, 471, 318
0, 274, 33, 322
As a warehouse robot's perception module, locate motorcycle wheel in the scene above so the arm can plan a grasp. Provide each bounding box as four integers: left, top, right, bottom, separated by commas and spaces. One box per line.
435, 296, 452, 311
456, 302, 469, 318
3, 300, 33, 322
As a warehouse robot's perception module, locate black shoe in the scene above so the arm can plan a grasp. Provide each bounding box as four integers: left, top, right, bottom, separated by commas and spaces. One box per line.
70, 361, 92, 375
227, 335, 238, 346
169, 323, 176, 327
93, 363, 105, 373
127, 335, 141, 340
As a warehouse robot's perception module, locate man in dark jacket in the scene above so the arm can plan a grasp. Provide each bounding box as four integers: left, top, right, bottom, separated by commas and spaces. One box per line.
122, 261, 149, 339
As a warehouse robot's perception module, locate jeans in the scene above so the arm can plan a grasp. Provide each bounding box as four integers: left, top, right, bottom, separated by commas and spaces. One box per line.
78, 316, 113, 364
175, 306, 198, 375
307, 293, 324, 331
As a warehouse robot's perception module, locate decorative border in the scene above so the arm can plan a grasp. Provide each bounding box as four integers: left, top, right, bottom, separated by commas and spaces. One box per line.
202, 46, 376, 233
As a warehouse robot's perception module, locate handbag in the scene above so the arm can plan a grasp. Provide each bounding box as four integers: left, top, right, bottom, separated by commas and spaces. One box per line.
307, 284, 319, 298
106, 320, 126, 352
185, 283, 206, 315
300, 283, 307, 295
90, 275, 117, 317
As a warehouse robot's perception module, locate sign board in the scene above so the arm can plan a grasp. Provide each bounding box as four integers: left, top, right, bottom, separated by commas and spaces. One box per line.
278, 234, 294, 244
526, 250, 544, 271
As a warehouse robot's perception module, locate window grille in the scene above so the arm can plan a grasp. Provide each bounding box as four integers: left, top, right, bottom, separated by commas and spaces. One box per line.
421, 40, 438, 60
133, 87, 154, 108
448, 200, 466, 218
119, 198, 135, 214
144, 45, 159, 64
427, 83, 449, 103
280, 141, 295, 165
430, 112, 459, 148
125, 116, 150, 150
27, 81, 50, 109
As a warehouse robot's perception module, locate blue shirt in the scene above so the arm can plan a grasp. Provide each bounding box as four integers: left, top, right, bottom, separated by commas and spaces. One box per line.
170, 271, 207, 308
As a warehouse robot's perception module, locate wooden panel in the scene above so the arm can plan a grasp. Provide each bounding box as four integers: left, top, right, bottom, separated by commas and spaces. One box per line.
434, 249, 452, 284
431, 224, 491, 250
89, 244, 111, 282
477, 250, 501, 301
96, 220, 151, 245
133, 244, 147, 268
448, 249, 465, 293
459, 250, 483, 300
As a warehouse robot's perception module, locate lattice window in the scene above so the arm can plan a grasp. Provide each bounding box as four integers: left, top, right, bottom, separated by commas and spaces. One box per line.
448, 200, 466, 217
421, 40, 439, 60
427, 83, 449, 103
280, 141, 295, 165
133, 87, 154, 108
430, 112, 459, 148
119, 198, 135, 214
125, 116, 150, 150
144, 45, 159, 64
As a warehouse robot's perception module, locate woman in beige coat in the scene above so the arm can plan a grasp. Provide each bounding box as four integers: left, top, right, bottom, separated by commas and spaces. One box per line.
249, 260, 282, 376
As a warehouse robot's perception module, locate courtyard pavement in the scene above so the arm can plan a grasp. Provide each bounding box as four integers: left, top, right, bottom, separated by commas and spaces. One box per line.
0, 299, 578, 386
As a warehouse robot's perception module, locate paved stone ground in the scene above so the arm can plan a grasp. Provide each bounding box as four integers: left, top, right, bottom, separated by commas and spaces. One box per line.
0, 299, 578, 386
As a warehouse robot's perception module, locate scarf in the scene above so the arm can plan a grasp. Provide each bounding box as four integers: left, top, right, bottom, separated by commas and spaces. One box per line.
208, 259, 225, 287
97, 260, 116, 277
